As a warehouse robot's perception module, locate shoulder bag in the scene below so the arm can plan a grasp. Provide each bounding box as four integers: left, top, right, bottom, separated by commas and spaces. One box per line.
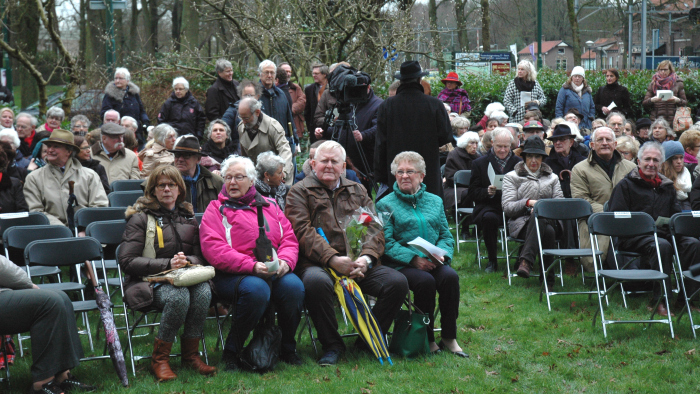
388, 291, 430, 358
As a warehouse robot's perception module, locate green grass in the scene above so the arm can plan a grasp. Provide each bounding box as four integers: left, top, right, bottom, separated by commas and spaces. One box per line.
5, 238, 700, 393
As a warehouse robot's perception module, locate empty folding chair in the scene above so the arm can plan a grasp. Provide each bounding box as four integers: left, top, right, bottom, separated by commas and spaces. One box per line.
74, 207, 126, 236
110, 179, 145, 193
587, 212, 674, 338
108, 191, 143, 208
669, 212, 700, 338
85, 220, 127, 294
453, 171, 476, 253
503, 212, 528, 285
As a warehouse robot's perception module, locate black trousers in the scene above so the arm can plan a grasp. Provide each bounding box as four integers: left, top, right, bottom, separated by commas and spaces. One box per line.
399, 265, 460, 342
516, 212, 560, 279
480, 212, 501, 264
298, 265, 409, 353
0, 289, 83, 381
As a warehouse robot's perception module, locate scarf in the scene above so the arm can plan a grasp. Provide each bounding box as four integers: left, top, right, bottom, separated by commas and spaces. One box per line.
203, 138, 235, 163
437, 88, 472, 114
492, 149, 513, 173
524, 164, 541, 178
685, 151, 698, 165
182, 165, 201, 213
592, 151, 616, 181
255, 178, 287, 210
677, 167, 692, 201
24, 130, 36, 148
514, 77, 535, 92
638, 169, 662, 188
572, 82, 584, 98
651, 72, 677, 94
245, 113, 264, 142
223, 184, 258, 210
43, 123, 54, 133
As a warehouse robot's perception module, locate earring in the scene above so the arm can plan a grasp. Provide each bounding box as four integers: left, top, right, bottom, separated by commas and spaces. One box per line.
266, 178, 269, 182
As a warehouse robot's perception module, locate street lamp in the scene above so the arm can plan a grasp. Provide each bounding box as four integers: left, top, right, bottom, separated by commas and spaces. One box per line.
586, 41, 595, 70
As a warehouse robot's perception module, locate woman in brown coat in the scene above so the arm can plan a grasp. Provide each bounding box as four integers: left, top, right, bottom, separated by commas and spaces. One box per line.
118, 164, 215, 381
642, 60, 687, 121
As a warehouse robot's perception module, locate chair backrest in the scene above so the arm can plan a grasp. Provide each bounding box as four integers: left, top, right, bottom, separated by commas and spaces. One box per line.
534, 198, 593, 221
4, 225, 74, 250
85, 220, 127, 246
25, 237, 103, 267
0, 212, 49, 239
453, 170, 471, 188
587, 212, 656, 237
669, 212, 700, 238
111, 179, 145, 193
108, 191, 143, 208
440, 164, 446, 177
195, 213, 204, 225
74, 207, 126, 228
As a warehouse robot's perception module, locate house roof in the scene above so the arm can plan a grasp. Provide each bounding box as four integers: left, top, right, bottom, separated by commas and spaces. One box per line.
582, 50, 597, 59
518, 40, 569, 55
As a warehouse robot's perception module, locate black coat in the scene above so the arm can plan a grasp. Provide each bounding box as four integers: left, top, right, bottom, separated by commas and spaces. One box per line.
101, 82, 150, 134
467, 151, 522, 225
687, 173, 700, 210
157, 91, 206, 138
304, 83, 323, 139
375, 81, 452, 197
205, 77, 240, 122
593, 82, 633, 119
0, 174, 27, 214
543, 147, 586, 198
259, 84, 297, 141
79, 158, 111, 196
443, 147, 478, 210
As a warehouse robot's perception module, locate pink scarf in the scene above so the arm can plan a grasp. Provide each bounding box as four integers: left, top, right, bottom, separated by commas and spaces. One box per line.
685, 151, 698, 165
651, 72, 677, 94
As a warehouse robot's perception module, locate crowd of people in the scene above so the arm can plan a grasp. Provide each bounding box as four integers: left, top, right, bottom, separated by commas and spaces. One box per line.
1, 57, 700, 392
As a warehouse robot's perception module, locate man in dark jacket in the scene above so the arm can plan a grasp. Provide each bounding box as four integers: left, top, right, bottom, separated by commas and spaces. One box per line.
304, 63, 328, 143
205, 59, 240, 121
609, 141, 700, 317
170, 135, 224, 214
544, 123, 586, 198
158, 77, 206, 138
467, 128, 522, 273
374, 60, 452, 198
258, 60, 297, 146
100, 68, 149, 144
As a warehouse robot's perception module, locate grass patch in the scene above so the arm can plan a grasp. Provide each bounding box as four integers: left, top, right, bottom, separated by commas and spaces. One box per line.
5, 239, 700, 393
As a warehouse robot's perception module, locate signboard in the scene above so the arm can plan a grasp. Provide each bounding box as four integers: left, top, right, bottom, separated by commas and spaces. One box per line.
480, 52, 511, 61
455, 52, 480, 62
89, 0, 127, 10
456, 61, 489, 74
491, 61, 511, 75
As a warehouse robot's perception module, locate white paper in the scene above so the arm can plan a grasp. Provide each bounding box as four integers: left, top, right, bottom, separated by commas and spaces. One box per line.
607, 101, 617, 110
657, 90, 673, 101
487, 162, 505, 190
520, 91, 532, 107
0, 212, 29, 219
408, 237, 448, 265
614, 212, 631, 218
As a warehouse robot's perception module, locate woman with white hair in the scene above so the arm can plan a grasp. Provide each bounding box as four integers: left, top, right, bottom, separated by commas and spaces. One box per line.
37, 106, 65, 133
477, 102, 505, 129
255, 151, 290, 210
503, 61, 547, 124
443, 131, 480, 211
650, 117, 675, 143
101, 67, 149, 144
138, 124, 177, 177
0, 128, 29, 169
157, 77, 206, 138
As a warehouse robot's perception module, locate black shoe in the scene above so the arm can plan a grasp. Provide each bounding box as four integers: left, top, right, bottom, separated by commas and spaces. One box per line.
484, 261, 497, 273
58, 374, 96, 393
437, 340, 469, 358
29, 381, 64, 394
280, 351, 303, 366
317, 350, 340, 366
221, 350, 240, 372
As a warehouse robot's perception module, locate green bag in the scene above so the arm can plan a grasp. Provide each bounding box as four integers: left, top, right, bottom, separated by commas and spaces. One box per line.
388, 292, 430, 358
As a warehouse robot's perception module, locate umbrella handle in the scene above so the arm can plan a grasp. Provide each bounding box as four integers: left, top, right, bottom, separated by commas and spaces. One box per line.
69, 180, 75, 195
84, 260, 99, 288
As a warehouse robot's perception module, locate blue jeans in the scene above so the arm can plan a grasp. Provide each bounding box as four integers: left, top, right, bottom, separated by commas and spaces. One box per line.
213, 272, 305, 355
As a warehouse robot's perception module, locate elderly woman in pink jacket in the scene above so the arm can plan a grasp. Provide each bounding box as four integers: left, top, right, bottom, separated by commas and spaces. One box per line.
199, 155, 304, 371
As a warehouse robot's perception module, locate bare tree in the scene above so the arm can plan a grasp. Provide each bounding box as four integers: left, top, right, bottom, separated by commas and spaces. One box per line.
481, 0, 491, 52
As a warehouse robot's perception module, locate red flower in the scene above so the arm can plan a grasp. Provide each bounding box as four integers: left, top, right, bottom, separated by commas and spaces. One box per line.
358, 213, 373, 226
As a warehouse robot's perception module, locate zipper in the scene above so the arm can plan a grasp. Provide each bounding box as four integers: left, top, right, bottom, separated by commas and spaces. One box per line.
410, 198, 428, 240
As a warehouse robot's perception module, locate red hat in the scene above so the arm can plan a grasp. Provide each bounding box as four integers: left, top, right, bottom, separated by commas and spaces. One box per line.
441, 72, 462, 86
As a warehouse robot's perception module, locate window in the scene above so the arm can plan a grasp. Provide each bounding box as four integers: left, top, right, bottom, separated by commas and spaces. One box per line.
558, 48, 566, 55
556, 58, 567, 70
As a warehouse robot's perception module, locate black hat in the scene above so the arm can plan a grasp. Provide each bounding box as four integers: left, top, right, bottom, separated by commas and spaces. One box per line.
547, 124, 575, 140
524, 101, 540, 112
566, 108, 584, 121
168, 134, 202, 155
636, 118, 652, 129
100, 123, 126, 136
394, 60, 429, 80
520, 135, 548, 157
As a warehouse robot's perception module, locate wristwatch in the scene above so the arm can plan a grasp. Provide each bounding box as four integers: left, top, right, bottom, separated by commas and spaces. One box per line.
362, 255, 374, 270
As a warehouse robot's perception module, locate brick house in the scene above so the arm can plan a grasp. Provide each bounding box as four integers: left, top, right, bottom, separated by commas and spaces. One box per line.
517, 40, 575, 70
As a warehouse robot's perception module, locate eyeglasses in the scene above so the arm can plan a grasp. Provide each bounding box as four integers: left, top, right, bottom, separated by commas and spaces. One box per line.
156, 183, 178, 190
73, 124, 88, 129
239, 113, 254, 121
224, 175, 248, 183
396, 170, 417, 177
174, 153, 195, 160
262, 71, 276, 76
80, 146, 90, 151
595, 138, 614, 143
114, 77, 126, 81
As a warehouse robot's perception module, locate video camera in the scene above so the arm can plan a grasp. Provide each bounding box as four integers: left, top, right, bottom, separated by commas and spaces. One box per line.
327, 64, 371, 105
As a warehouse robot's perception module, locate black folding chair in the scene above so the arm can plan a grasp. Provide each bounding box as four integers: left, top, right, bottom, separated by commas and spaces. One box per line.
74, 207, 126, 236
503, 211, 529, 285
534, 199, 603, 311
108, 191, 143, 208
1, 212, 59, 280
85, 220, 127, 292
195, 213, 204, 225
669, 212, 700, 338
587, 212, 674, 338
110, 179, 145, 193
453, 171, 477, 256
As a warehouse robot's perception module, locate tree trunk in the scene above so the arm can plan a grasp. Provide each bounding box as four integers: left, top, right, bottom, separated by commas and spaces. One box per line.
147, 0, 160, 54
454, 0, 469, 51
428, 0, 444, 72
129, 0, 141, 53
480, 0, 490, 53
566, 0, 581, 66
171, 0, 182, 52
181, 0, 200, 52
16, 0, 40, 107
78, 0, 87, 73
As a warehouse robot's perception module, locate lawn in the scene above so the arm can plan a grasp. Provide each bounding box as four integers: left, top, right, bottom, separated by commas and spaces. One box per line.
4, 238, 700, 393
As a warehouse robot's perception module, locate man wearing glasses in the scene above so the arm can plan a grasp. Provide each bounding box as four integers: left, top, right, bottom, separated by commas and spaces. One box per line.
16, 112, 39, 158
91, 123, 140, 183
258, 60, 298, 172
170, 134, 223, 213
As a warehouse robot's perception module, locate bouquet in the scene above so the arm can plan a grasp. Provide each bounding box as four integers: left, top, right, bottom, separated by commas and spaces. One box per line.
342, 207, 390, 260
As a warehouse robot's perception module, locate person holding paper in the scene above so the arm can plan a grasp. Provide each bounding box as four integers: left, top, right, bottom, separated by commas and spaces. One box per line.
376, 151, 465, 357
503, 60, 547, 124
502, 136, 564, 287
643, 60, 687, 122
555, 66, 595, 130
609, 141, 700, 317
199, 155, 305, 370
593, 68, 632, 119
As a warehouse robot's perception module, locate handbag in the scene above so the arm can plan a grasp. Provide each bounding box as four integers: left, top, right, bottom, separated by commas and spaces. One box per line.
237, 280, 282, 372
673, 106, 692, 133
388, 292, 430, 358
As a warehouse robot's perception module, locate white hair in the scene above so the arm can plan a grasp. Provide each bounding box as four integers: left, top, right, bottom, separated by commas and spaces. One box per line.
221, 155, 257, 183
215, 59, 233, 74
638, 141, 664, 162
46, 106, 65, 120
484, 102, 505, 118
120, 116, 137, 130
258, 59, 277, 75
103, 109, 121, 123
489, 110, 509, 123
172, 77, 189, 90
115, 67, 131, 82
256, 151, 286, 178
16, 112, 38, 127
591, 127, 616, 143
0, 128, 20, 148
456, 131, 480, 149
152, 123, 177, 146
240, 97, 262, 113
517, 60, 537, 81
314, 140, 346, 162
205, 119, 231, 139
492, 127, 514, 143
391, 151, 426, 175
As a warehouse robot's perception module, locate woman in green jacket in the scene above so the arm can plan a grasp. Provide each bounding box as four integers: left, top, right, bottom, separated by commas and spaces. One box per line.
376, 151, 466, 358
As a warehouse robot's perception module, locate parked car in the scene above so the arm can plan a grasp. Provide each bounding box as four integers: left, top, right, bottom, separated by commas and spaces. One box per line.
21, 89, 104, 125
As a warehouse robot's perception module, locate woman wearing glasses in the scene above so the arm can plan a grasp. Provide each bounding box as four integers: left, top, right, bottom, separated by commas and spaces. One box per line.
118, 164, 215, 381
643, 60, 687, 122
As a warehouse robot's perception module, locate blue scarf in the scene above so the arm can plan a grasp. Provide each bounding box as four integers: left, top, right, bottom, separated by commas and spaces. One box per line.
183, 165, 201, 212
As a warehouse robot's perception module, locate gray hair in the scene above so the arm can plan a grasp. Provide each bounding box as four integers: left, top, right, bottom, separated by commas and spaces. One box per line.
651, 117, 675, 139
315, 140, 346, 162
120, 116, 137, 131
115, 67, 130, 82
16, 112, 37, 127
258, 59, 276, 75
390, 151, 426, 176
172, 77, 189, 90
489, 111, 508, 124
591, 127, 616, 144
451, 116, 470, 132
517, 60, 537, 81
237, 79, 262, 98
205, 119, 231, 139
153, 123, 177, 146
492, 127, 514, 143
255, 151, 286, 179
239, 97, 262, 113
103, 109, 120, 123
456, 131, 480, 149
311, 63, 329, 77
0, 128, 20, 148
606, 111, 626, 125
215, 59, 233, 74
70, 114, 91, 130
46, 106, 65, 121
638, 141, 664, 162
221, 155, 257, 183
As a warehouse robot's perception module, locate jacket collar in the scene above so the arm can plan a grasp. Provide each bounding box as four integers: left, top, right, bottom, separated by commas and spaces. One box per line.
392, 182, 426, 205
92, 141, 125, 158
514, 161, 553, 177
585, 149, 622, 166
626, 167, 674, 189
125, 195, 194, 219
104, 81, 140, 102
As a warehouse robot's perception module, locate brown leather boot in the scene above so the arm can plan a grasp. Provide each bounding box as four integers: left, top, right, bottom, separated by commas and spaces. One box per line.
151, 338, 177, 381
516, 260, 531, 279
181, 337, 217, 376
